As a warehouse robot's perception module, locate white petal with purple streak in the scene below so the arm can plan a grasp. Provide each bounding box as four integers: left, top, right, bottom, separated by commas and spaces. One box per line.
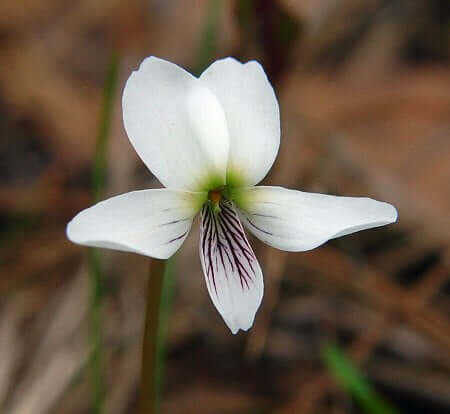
67, 189, 205, 259
199, 200, 263, 334
235, 186, 398, 252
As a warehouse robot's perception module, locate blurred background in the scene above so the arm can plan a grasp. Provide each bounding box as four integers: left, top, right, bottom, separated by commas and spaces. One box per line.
1, 0, 449, 413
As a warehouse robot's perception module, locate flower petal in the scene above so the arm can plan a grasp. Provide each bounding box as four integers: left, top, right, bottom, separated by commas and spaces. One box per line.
199, 200, 263, 334
123, 56, 230, 191
234, 186, 398, 252
67, 189, 205, 259
200, 58, 280, 187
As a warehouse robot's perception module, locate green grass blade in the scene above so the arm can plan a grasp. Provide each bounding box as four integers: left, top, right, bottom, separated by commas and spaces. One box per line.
323, 344, 400, 414
88, 51, 120, 414
92, 51, 120, 203
194, 0, 222, 75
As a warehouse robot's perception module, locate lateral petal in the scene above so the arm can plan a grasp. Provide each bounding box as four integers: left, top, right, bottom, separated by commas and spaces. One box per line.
234, 186, 398, 252
67, 189, 205, 259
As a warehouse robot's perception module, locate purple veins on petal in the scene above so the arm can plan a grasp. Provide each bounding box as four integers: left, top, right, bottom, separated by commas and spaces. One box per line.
199, 200, 260, 299
159, 217, 192, 227
164, 230, 189, 245
240, 213, 274, 236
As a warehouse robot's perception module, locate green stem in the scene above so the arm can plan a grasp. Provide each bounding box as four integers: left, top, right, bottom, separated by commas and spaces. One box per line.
154, 257, 176, 402
88, 248, 105, 414
139, 258, 175, 413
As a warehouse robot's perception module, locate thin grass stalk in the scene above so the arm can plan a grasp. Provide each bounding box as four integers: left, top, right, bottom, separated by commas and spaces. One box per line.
195, 0, 222, 75
88, 51, 120, 414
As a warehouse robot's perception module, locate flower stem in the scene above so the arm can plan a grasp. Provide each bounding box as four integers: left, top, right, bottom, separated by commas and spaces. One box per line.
139, 257, 175, 413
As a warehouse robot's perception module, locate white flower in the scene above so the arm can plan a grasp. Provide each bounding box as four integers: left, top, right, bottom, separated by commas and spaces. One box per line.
67, 57, 397, 334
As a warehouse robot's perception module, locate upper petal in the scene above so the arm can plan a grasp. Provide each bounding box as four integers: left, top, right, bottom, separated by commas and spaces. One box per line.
200, 58, 280, 187
199, 200, 263, 334
123, 57, 230, 191
67, 189, 205, 259
234, 186, 398, 252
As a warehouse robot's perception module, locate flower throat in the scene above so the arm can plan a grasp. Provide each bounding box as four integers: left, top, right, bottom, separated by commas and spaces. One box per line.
208, 188, 227, 215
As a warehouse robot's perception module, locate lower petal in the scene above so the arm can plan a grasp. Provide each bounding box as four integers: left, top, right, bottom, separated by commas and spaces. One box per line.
199, 200, 263, 334
67, 189, 205, 259
233, 186, 398, 252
